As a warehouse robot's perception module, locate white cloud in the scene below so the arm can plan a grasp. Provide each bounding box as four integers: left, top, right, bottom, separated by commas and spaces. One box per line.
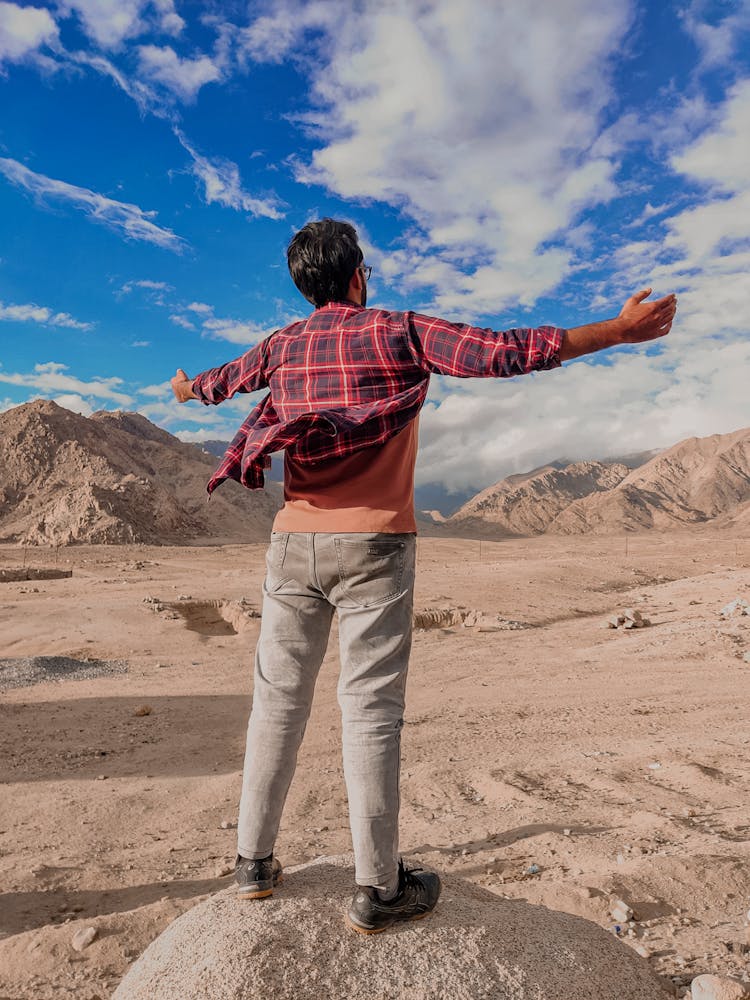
58, 0, 184, 50
137, 44, 220, 101
169, 313, 195, 329
680, 0, 750, 71
0, 1, 58, 64
186, 301, 212, 314
175, 427, 229, 443
68, 49, 165, 117
0, 361, 133, 405
201, 316, 276, 345
0, 156, 187, 251
174, 129, 284, 219
131, 339, 150, 347
138, 380, 170, 397
671, 78, 750, 196
53, 393, 94, 415
252, 0, 633, 317
0, 299, 92, 329
121, 278, 173, 294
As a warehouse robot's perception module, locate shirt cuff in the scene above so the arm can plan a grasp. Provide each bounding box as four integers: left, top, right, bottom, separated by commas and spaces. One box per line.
191, 371, 213, 405
534, 326, 565, 370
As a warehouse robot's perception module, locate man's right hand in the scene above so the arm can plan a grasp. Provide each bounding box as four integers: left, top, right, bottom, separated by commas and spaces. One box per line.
560, 288, 677, 361
617, 288, 677, 344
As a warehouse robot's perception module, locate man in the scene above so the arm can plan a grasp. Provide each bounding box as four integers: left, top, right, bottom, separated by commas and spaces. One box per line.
171, 218, 676, 933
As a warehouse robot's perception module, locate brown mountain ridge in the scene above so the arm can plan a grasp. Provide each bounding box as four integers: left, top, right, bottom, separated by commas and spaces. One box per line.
449, 426, 750, 536
0, 400, 282, 545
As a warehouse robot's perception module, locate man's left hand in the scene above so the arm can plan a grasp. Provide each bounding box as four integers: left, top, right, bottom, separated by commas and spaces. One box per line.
171, 368, 197, 402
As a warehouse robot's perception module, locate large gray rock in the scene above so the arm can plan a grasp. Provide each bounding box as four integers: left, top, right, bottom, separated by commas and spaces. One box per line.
113, 855, 671, 1000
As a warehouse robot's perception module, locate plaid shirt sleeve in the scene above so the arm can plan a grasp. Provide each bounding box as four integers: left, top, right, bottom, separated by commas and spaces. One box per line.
405, 312, 564, 378
191, 336, 272, 404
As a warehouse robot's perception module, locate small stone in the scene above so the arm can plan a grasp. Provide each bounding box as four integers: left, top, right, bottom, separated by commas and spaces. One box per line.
219, 820, 237, 830
634, 944, 650, 958
720, 598, 750, 619
742, 652, 750, 664
610, 898, 634, 922
690, 973, 750, 1000
616, 853, 625, 864
71, 926, 97, 952
563, 828, 571, 836
96, 774, 107, 781
525, 863, 540, 875
133, 705, 152, 717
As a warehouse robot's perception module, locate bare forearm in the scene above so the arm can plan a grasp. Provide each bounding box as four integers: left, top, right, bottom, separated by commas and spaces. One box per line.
559, 318, 628, 361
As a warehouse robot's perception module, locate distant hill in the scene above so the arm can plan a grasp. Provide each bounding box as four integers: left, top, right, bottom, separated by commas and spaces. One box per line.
448, 428, 750, 536
0, 401, 282, 545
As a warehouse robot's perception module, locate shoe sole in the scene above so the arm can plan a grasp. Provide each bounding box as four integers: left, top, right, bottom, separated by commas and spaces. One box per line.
236, 873, 283, 900
345, 909, 431, 935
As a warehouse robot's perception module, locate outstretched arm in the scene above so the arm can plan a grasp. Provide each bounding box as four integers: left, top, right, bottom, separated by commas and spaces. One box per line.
169, 337, 272, 405
559, 289, 676, 361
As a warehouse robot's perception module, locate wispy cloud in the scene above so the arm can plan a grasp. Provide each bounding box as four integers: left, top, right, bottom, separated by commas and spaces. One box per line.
169, 313, 195, 329
680, 0, 750, 71
201, 316, 277, 344
137, 44, 221, 101
0, 299, 92, 330
57, 0, 184, 50
172, 299, 280, 344
0, 1, 59, 66
68, 49, 167, 117
120, 278, 173, 294
0, 156, 187, 251
174, 129, 285, 219
0, 361, 133, 405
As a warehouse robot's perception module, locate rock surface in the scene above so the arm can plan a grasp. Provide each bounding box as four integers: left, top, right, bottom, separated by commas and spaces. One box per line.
113, 855, 670, 1000
691, 974, 750, 1000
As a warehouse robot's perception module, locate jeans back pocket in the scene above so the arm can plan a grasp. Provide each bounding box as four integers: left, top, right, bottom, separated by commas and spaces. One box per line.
334, 538, 407, 608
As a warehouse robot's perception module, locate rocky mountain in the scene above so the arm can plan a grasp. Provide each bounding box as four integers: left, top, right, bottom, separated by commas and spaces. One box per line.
448, 427, 750, 536
449, 460, 632, 535
547, 427, 750, 534
0, 400, 282, 545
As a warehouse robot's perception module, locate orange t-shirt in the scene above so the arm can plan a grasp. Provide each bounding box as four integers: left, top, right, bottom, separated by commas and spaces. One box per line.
272, 419, 418, 533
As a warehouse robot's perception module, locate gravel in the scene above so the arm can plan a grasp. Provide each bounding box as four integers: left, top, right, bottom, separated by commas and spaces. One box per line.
0, 655, 128, 690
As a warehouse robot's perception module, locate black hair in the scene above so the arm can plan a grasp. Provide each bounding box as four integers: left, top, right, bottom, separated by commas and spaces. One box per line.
286, 218, 363, 307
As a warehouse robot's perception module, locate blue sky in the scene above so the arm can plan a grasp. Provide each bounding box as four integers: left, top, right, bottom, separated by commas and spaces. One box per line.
1, 0, 748, 495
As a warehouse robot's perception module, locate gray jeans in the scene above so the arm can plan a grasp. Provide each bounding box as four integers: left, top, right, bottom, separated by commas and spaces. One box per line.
237, 531, 416, 887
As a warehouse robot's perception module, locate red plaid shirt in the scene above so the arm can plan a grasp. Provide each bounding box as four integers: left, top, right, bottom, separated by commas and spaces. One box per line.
193, 301, 564, 494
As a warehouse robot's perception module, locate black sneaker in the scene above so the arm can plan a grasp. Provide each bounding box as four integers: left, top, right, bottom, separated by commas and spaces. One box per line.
234, 854, 283, 900
346, 860, 441, 934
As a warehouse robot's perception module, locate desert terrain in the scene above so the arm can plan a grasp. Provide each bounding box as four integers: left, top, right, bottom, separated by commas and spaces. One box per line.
1, 527, 749, 999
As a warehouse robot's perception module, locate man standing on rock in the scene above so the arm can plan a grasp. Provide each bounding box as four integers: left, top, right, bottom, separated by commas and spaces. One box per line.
170, 218, 676, 933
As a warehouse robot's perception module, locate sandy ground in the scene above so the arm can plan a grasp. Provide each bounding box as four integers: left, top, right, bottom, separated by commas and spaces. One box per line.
1, 530, 749, 999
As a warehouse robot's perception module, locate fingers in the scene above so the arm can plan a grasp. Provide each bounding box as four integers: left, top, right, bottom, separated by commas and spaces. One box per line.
628, 287, 653, 304
176, 368, 189, 380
